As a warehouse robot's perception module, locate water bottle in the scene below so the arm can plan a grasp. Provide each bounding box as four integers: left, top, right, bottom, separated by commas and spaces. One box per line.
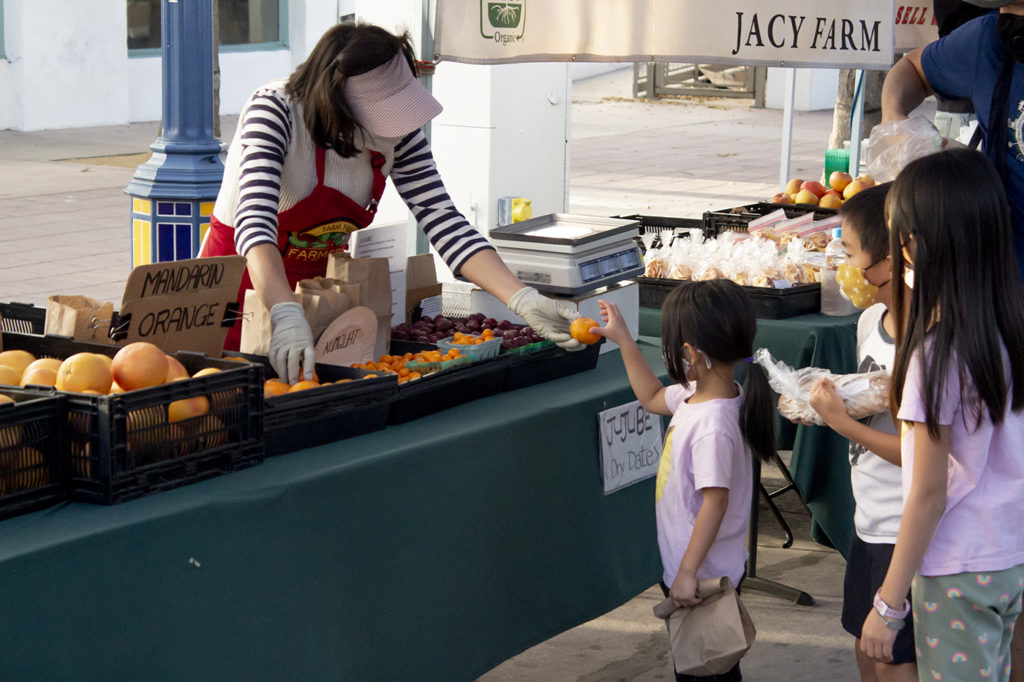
821, 227, 858, 316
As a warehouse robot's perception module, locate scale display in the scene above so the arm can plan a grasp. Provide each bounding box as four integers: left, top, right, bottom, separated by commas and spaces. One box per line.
491, 214, 642, 295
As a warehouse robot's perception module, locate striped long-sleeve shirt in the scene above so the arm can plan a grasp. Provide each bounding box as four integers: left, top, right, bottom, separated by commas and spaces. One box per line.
212, 83, 494, 274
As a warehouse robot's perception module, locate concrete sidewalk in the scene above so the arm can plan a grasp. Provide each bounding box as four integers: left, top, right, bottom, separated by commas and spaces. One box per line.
0, 67, 860, 681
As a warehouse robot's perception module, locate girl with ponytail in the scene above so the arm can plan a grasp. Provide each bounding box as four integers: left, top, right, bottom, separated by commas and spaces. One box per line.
595, 279, 774, 682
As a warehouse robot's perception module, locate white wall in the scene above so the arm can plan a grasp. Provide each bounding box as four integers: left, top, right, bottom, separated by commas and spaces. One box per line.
0, 60, 10, 131
1, 0, 345, 131
765, 67, 840, 112
4, 0, 129, 130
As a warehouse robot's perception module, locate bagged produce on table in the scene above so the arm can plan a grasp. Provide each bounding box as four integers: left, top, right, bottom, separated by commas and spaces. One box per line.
752, 348, 890, 425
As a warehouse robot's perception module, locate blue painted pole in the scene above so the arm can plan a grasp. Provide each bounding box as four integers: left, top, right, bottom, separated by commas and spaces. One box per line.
127, 0, 224, 265
127, 0, 224, 199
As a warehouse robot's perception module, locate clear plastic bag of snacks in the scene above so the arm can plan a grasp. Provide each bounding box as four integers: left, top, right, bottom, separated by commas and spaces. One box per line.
753, 348, 891, 425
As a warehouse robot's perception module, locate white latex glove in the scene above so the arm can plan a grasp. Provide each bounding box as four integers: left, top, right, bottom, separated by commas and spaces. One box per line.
507, 286, 584, 351
268, 301, 315, 384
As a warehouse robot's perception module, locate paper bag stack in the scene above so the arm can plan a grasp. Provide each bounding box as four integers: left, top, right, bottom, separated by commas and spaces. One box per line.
240, 255, 392, 362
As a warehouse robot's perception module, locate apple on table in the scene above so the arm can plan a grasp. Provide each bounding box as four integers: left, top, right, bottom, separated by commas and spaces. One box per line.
828, 171, 853, 193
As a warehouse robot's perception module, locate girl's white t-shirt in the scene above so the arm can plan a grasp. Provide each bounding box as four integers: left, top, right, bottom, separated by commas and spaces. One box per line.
657, 383, 753, 588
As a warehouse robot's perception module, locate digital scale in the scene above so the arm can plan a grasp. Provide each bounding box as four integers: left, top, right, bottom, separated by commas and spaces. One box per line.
489, 214, 643, 295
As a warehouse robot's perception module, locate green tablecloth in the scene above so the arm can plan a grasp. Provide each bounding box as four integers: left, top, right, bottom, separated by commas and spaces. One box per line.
641, 307, 860, 554
0, 343, 666, 682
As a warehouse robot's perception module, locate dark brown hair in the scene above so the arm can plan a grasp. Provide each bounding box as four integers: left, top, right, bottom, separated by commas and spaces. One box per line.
661, 280, 776, 463
887, 149, 1024, 437
838, 181, 891, 264
284, 22, 418, 156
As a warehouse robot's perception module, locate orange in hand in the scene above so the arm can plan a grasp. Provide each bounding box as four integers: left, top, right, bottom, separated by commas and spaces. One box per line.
570, 317, 601, 345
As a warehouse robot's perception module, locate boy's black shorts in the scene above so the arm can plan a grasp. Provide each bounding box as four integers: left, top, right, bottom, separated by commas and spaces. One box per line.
841, 534, 916, 665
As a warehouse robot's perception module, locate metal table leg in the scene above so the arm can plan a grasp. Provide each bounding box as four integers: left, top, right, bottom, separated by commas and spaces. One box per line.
744, 458, 815, 605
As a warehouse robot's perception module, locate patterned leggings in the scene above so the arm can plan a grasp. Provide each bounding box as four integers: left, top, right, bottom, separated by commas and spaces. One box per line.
911, 565, 1024, 681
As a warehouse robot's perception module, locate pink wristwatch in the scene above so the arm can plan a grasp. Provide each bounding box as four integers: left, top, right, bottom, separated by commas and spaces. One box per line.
873, 590, 910, 630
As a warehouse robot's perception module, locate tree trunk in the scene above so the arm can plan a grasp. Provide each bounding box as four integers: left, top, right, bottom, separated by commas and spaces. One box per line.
828, 69, 884, 151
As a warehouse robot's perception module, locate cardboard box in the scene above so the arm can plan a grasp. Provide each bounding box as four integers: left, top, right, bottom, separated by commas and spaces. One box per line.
405, 254, 443, 324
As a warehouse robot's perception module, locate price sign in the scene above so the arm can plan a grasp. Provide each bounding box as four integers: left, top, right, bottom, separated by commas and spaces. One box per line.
598, 400, 664, 495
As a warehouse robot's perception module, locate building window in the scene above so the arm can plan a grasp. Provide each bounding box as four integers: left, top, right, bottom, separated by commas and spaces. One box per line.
128, 0, 285, 52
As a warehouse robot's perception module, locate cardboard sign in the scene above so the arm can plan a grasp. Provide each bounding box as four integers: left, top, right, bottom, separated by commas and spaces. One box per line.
894, 4, 938, 52
113, 256, 246, 357
598, 400, 664, 494
314, 306, 378, 367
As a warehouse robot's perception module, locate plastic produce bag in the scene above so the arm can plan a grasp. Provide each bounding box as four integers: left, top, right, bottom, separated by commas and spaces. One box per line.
752, 348, 891, 425
865, 117, 964, 182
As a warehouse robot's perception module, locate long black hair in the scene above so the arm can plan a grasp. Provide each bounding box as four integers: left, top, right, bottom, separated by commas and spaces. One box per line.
887, 148, 1024, 438
661, 280, 776, 463
285, 21, 418, 156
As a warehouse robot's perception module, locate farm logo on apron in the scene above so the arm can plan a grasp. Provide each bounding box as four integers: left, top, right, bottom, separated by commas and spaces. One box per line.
480, 1, 525, 46
283, 220, 359, 262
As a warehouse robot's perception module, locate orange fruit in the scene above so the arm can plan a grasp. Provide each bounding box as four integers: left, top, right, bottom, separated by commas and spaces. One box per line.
112, 342, 168, 391
56, 353, 114, 394
20, 366, 57, 387
263, 380, 291, 398
165, 355, 190, 381
0, 350, 35, 378
0, 446, 46, 494
167, 377, 210, 423
0, 365, 21, 386
24, 358, 62, 375
288, 380, 320, 392
570, 317, 601, 345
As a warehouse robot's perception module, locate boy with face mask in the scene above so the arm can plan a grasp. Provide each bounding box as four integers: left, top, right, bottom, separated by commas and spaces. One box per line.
804, 184, 919, 682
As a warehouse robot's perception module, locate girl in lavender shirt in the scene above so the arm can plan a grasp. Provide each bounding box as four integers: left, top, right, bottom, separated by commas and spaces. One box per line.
860, 149, 1024, 682
596, 280, 776, 682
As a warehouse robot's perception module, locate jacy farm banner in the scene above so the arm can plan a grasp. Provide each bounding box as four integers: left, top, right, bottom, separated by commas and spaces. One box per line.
435, 0, 895, 69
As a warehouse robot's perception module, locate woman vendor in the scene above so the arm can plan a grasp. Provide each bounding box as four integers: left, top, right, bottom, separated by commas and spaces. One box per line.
200, 21, 581, 383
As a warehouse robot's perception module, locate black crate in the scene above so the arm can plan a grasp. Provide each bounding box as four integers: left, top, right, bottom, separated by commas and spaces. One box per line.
0, 388, 67, 519
0, 302, 46, 334
501, 338, 604, 392
613, 214, 704, 251
2, 332, 264, 505
703, 202, 838, 238
386, 339, 511, 424
229, 353, 397, 457
636, 276, 821, 319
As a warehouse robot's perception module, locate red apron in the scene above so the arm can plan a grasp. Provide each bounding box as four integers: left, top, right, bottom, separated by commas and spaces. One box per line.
200, 147, 387, 350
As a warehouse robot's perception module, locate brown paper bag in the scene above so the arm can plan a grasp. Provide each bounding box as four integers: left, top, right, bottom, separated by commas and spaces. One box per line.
326, 254, 392, 359
652, 577, 756, 676
45, 295, 115, 344
239, 280, 361, 356
294, 277, 357, 342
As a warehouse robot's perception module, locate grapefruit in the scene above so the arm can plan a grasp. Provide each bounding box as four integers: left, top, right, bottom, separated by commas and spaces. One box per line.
112, 342, 168, 391
56, 353, 114, 394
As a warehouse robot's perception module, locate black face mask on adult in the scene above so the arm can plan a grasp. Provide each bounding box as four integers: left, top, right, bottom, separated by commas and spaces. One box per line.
997, 13, 1024, 62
